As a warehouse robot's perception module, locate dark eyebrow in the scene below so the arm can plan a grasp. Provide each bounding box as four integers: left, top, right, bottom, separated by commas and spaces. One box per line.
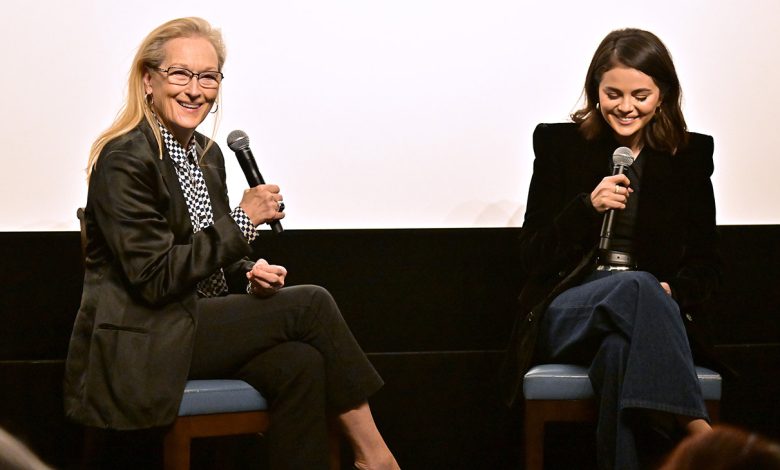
602, 86, 654, 94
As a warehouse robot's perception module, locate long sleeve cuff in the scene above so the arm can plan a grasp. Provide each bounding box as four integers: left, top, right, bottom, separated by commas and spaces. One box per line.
231, 207, 259, 243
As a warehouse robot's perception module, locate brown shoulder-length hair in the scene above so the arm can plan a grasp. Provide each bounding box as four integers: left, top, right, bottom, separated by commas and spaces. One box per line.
571, 28, 688, 154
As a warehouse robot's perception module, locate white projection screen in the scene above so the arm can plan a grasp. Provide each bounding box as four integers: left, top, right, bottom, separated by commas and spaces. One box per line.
2, 1, 778, 231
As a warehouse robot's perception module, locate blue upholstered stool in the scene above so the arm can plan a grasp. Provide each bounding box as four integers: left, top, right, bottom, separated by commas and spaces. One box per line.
522, 364, 722, 470
167, 378, 341, 470
178, 380, 268, 416
164, 380, 271, 470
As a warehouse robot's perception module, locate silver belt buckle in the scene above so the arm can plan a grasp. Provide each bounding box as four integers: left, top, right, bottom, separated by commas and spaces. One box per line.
596, 265, 632, 272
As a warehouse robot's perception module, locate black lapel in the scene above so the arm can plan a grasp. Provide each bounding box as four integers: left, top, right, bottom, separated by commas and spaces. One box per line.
139, 121, 194, 236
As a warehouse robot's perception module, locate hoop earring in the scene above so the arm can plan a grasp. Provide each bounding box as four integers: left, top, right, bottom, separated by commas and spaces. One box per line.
595, 102, 600, 110
210, 102, 219, 114
145, 94, 160, 122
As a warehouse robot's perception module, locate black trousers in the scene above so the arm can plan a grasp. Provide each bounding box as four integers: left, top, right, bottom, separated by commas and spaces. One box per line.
190, 285, 384, 469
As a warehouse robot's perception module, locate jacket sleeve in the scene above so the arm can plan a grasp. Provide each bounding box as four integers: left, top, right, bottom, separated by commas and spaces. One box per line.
200, 142, 257, 293
518, 124, 601, 277
89, 141, 252, 306
667, 135, 722, 308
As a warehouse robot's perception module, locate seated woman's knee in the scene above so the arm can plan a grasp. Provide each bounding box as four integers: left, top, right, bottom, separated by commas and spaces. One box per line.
294, 284, 342, 319
286, 284, 335, 305
617, 271, 662, 291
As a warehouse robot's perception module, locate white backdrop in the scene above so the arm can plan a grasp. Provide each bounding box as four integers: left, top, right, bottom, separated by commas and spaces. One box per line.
2, 0, 778, 231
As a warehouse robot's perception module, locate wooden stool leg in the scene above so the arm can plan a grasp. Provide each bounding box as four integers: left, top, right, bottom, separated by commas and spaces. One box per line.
164, 420, 191, 470
81, 426, 103, 468
524, 403, 545, 470
706, 400, 720, 423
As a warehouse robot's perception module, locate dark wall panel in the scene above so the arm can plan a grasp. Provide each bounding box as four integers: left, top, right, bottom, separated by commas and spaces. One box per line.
247, 228, 524, 353
0, 226, 777, 469
706, 226, 780, 344
0, 232, 83, 360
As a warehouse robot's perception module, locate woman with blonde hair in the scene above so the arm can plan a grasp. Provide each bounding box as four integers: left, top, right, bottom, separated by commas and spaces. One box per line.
64, 17, 399, 470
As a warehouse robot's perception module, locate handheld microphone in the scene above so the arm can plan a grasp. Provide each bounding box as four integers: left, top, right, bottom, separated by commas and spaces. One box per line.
227, 130, 283, 234
598, 146, 634, 251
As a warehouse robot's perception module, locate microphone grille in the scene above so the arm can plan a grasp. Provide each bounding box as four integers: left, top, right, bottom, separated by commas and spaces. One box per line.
612, 146, 635, 167
227, 130, 250, 151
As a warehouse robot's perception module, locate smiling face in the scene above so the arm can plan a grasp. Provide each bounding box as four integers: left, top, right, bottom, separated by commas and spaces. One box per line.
143, 36, 220, 146
598, 65, 662, 154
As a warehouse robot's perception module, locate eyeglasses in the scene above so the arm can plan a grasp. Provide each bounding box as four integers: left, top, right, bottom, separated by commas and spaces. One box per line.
155, 66, 224, 89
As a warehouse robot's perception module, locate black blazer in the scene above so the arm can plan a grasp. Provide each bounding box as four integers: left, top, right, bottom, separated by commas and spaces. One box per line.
64, 121, 254, 429
502, 122, 721, 407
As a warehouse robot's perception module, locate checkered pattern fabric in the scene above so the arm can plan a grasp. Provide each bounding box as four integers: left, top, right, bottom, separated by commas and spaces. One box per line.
160, 125, 228, 298
231, 208, 259, 244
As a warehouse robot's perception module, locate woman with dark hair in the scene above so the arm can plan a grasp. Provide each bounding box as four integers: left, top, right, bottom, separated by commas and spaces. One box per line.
64, 17, 399, 470
504, 28, 720, 469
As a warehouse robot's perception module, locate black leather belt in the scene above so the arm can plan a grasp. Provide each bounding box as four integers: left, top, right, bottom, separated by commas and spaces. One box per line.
597, 249, 636, 271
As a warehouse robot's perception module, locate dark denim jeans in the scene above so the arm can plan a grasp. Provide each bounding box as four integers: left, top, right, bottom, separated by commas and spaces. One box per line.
538, 270, 707, 470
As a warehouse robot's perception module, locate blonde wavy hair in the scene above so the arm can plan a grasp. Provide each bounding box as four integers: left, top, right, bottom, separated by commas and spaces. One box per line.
87, 17, 226, 179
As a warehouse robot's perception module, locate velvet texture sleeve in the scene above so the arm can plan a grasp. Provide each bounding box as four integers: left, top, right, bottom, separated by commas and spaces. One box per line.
518, 123, 602, 279
663, 134, 721, 309
88, 133, 253, 306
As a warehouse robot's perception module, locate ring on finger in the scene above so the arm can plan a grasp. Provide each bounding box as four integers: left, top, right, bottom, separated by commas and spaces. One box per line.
614, 185, 620, 194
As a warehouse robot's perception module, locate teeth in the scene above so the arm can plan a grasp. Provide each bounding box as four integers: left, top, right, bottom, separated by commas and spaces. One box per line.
179, 102, 199, 109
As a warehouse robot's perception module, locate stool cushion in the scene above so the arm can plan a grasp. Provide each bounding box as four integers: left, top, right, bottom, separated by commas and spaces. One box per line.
178, 380, 268, 416
523, 364, 721, 401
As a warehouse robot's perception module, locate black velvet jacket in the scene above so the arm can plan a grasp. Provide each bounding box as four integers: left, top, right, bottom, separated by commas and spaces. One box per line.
64, 121, 254, 429
503, 122, 721, 407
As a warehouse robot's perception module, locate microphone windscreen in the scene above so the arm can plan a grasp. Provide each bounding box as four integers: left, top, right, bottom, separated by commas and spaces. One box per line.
227, 130, 250, 151
612, 146, 635, 167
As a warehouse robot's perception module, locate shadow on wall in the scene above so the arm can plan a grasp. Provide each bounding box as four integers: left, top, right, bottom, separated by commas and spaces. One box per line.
445, 201, 525, 227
